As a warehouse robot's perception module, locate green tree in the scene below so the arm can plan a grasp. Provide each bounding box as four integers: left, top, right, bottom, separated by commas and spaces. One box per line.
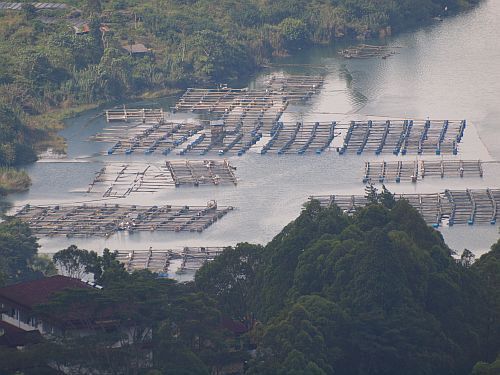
0, 219, 40, 285
196, 243, 263, 318
242, 198, 496, 374
53, 246, 127, 284
0, 104, 36, 166
21, 4, 37, 21
277, 17, 309, 50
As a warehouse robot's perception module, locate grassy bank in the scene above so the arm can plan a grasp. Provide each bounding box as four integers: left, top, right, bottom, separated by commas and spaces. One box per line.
0, 167, 31, 195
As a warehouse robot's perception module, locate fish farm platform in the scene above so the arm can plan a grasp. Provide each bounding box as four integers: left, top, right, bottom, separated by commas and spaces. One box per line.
14, 202, 233, 237
311, 188, 500, 226
363, 160, 483, 183
115, 247, 225, 274
93, 121, 203, 156
173, 74, 324, 113
87, 160, 237, 197
98, 105, 468, 157
338, 120, 465, 156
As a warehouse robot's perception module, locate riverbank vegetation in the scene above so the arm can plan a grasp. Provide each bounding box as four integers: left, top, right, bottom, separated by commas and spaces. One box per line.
1, 193, 499, 374
0, 167, 31, 195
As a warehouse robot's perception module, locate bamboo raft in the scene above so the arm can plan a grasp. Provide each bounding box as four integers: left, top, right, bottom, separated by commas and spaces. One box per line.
260, 121, 337, 155
338, 120, 465, 156
339, 44, 398, 59
363, 159, 483, 183
114, 247, 225, 274
311, 188, 500, 226
14, 201, 233, 237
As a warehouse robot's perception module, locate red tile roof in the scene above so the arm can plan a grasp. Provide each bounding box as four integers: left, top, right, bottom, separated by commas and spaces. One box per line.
0, 275, 91, 309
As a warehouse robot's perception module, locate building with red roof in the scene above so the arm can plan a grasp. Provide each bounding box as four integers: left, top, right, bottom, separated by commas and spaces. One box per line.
0, 275, 91, 335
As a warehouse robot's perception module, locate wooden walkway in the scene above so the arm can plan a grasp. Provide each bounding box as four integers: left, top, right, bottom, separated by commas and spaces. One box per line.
311, 188, 500, 226
338, 120, 465, 156
363, 160, 483, 183
115, 247, 225, 274
14, 202, 233, 237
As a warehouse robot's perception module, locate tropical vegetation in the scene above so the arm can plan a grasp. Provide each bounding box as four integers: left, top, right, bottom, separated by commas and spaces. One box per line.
0, 193, 499, 374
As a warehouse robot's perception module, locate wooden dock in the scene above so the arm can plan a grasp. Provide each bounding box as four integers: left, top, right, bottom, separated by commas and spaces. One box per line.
14, 201, 233, 237
311, 188, 500, 226
363, 160, 483, 183
338, 120, 465, 156
114, 247, 225, 275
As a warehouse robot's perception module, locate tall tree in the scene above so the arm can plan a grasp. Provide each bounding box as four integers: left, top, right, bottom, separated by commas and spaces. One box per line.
0, 219, 39, 285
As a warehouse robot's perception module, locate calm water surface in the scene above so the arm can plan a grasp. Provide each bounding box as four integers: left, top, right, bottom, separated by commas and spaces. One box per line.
8, 0, 500, 258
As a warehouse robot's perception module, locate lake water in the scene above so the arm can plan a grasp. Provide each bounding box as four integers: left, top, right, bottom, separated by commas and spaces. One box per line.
7, 0, 500, 259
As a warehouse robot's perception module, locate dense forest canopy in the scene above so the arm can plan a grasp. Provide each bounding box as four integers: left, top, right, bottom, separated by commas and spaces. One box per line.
197, 198, 500, 375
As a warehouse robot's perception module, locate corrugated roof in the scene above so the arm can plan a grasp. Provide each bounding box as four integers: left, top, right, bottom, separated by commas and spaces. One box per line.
123, 43, 149, 54
0, 275, 91, 309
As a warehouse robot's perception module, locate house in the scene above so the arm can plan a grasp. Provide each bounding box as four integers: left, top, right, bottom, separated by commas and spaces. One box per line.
0, 275, 92, 336
122, 43, 150, 56
0, 276, 153, 373
0, 320, 42, 348
70, 19, 90, 35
